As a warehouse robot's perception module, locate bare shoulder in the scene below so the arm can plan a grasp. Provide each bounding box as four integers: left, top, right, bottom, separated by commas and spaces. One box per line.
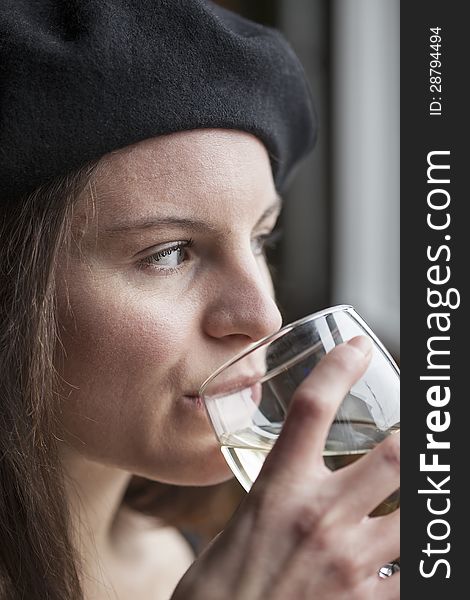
111, 506, 196, 599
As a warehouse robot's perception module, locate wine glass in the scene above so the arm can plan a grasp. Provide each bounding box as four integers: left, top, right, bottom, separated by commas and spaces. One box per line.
199, 304, 400, 575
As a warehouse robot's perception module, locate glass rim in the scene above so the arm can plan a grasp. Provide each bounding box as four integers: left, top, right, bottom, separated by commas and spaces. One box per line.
199, 304, 355, 396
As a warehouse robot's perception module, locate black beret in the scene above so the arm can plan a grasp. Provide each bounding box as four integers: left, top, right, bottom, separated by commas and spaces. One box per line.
0, 0, 317, 203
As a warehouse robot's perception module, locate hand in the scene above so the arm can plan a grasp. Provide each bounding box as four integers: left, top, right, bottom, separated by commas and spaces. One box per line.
171, 336, 400, 600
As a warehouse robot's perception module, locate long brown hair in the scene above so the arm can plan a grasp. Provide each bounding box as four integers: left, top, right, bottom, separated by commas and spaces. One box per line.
0, 168, 93, 599
0, 164, 243, 599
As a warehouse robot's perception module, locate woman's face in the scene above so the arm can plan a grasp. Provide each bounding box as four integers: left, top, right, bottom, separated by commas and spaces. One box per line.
56, 129, 283, 485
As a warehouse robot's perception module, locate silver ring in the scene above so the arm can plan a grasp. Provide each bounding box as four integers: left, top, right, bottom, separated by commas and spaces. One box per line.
378, 562, 400, 578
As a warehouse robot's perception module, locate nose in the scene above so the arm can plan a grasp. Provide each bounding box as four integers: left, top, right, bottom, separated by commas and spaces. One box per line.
202, 255, 283, 343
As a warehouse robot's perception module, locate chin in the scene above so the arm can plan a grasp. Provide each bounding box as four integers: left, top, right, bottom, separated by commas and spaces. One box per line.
184, 461, 235, 487
177, 454, 235, 487
134, 441, 234, 487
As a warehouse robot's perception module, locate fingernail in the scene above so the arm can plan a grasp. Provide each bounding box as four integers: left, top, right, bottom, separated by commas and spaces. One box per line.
347, 336, 373, 357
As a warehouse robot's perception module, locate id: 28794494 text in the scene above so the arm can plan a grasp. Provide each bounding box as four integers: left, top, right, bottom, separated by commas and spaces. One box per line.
429, 27, 443, 116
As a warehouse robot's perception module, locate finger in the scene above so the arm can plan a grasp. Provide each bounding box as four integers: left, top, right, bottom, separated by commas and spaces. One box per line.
285, 509, 399, 588
334, 431, 400, 520
273, 509, 399, 600
361, 509, 400, 576
260, 336, 373, 483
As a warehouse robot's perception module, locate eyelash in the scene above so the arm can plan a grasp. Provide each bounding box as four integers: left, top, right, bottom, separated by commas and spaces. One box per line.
137, 229, 282, 274
253, 229, 283, 255
137, 239, 195, 273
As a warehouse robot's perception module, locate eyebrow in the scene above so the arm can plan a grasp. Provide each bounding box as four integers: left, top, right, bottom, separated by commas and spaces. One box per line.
104, 194, 282, 234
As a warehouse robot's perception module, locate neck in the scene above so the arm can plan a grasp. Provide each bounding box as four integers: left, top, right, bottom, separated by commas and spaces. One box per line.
59, 444, 132, 571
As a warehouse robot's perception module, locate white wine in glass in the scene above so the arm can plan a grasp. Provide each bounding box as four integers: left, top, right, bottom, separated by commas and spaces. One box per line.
220, 420, 400, 516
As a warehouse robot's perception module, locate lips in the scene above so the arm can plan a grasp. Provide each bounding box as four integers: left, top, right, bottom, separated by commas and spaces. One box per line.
185, 373, 264, 398
181, 394, 205, 409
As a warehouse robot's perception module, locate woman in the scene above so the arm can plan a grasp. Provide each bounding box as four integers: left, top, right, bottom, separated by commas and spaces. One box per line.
0, 1, 399, 598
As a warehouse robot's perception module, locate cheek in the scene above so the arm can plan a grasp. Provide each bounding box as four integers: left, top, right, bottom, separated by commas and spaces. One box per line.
56, 280, 230, 484
60, 280, 191, 372
56, 276, 195, 449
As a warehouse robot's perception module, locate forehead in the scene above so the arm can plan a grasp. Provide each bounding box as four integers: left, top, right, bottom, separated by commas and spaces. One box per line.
78, 129, 276, 231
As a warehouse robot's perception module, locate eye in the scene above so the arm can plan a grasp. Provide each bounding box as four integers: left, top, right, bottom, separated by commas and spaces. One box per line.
138, 239, 194, 272
252, 229, 283, 256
